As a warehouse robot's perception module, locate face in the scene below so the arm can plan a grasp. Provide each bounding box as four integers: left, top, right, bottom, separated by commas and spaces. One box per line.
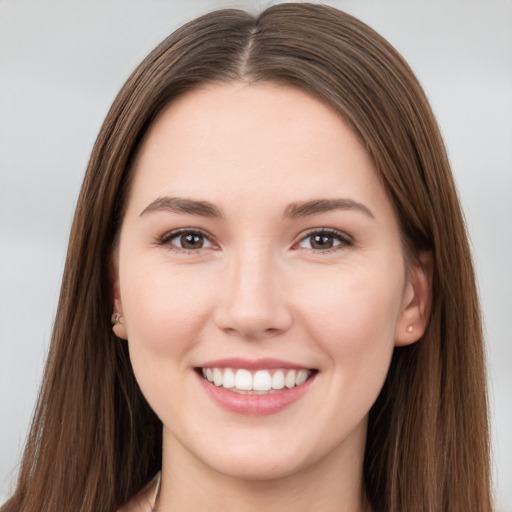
114, 83, 427, 482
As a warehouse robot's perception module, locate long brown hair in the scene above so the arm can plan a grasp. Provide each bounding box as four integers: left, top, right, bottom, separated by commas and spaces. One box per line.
3, 4, 492, 511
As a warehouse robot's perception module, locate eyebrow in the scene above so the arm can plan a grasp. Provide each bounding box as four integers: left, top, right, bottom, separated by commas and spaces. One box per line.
140, 196, 374, 220
140, 196, 223, 218
283, 198, 374, 219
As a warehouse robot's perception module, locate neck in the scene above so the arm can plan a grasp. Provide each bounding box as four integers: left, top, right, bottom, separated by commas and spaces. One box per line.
156, 422, 369, 512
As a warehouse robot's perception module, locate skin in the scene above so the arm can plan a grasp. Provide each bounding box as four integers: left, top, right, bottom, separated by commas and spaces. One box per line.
113, 83, 430, 512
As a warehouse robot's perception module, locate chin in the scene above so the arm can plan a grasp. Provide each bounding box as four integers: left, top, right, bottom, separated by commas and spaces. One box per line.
184, 429, 334, 483
205, 451, 309, 482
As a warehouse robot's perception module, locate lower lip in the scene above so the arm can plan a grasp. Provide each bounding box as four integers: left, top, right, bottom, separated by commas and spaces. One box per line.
197, 372, 315, 416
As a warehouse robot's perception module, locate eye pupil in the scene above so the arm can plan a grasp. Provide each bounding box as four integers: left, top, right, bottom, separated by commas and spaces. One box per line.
181, 233, 203, 249
311, 234, 333, 249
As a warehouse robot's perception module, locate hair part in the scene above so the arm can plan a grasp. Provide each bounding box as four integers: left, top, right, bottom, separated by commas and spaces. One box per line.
3, 4, 492, 512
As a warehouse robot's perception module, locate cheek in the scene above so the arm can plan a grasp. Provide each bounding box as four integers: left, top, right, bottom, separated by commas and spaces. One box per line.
119, 262, 216, 374
297, 264, 403, 376
119, 261, 219, 425
122, 265, 213, 352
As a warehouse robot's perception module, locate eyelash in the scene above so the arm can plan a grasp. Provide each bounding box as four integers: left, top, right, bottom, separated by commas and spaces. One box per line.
295, 228, 353, 254
159, 228, 214, 254
158, 228, 353, 255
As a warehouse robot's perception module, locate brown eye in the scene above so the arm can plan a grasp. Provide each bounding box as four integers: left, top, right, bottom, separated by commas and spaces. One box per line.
180, 233, 204, 249
163, 230, 213, 251
297, 229, 352, 252
310, 234, 335, 249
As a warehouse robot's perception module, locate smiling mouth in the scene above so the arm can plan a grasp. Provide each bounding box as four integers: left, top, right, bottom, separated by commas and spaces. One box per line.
196, 367, 316, 394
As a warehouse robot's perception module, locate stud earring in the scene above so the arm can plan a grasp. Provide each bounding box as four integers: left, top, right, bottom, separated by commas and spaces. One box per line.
111, 312, 127, 339
406, 324, 414, 333
111, 312, 124, 326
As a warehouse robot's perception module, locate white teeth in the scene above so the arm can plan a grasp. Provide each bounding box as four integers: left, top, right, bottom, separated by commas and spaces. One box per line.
235, 369, 253, 390
201, 367, 312, 392
285, 369, 296, 388
213, 368, 223, 387
253, 370, 272, 391
272, 370, 285, 389
222, 368, 235, 389
295, 369, 309, 386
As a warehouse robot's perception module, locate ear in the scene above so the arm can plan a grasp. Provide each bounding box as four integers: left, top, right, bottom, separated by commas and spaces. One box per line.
110, 260, 128, 340
395, 251, 432, 346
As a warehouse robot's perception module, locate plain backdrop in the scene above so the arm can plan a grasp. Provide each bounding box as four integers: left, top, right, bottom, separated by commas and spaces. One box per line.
1, 1, 511, 509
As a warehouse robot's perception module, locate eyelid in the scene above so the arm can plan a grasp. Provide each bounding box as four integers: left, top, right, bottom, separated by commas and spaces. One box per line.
157, 226, 353, 253
159, 227, 218, 251
294, 227, 353, 251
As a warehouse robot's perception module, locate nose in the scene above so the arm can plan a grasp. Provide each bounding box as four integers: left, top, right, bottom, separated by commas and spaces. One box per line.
213, 247, 293, 340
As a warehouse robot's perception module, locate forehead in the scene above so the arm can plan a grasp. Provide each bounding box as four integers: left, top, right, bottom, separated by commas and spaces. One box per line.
127, 82, 393, 222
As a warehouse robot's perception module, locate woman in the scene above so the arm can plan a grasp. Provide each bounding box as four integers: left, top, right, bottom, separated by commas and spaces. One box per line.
2, 3, 493, 511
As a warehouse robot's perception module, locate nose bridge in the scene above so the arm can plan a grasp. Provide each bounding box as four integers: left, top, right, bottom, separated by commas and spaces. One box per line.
234, 244, 275, 306
215, 241, 292, 338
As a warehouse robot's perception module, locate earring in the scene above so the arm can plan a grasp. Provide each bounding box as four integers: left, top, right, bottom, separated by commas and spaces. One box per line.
406, 324, 414, 333
111, 312, 127, 339
111, 312, 124, 326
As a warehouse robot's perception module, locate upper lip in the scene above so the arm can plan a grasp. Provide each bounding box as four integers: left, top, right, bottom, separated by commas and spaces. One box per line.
197, 357, 313, 370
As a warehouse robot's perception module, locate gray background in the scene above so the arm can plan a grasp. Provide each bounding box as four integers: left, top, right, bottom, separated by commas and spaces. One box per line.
1, 1, 511, 509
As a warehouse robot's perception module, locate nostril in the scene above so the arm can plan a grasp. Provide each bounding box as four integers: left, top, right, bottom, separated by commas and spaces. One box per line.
221, 325, 285, 340
213, 301, 293, 340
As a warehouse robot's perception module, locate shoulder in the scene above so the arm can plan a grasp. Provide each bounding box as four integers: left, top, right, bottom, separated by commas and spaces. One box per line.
117, 472, 160, 512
